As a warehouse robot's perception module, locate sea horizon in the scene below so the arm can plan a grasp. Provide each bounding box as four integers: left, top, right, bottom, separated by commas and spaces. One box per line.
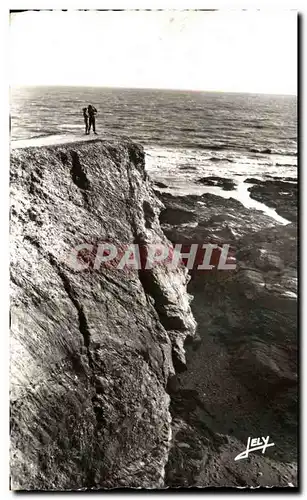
10, 83, 297, 98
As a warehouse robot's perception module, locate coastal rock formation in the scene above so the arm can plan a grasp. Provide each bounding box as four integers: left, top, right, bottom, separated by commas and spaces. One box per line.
196, 176, 236, 191
156, 190, 281, 246
9, 136, 298, 489
245, 178, 297, 222
10, 138, 196, 490
155, 189, 297, 487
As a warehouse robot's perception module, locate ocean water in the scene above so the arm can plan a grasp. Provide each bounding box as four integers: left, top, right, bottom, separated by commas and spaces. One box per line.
10, 86, 297, 219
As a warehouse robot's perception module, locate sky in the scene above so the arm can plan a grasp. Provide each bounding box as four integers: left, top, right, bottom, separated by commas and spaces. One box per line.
10, 10, 297, 94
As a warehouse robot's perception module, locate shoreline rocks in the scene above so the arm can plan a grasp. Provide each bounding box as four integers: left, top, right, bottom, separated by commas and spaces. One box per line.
154, 181, 297, 487
196, 176, 236, 191
245, 178, 297, 223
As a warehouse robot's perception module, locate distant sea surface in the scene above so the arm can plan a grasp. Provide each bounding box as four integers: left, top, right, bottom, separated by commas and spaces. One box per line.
11, 86, 297, 203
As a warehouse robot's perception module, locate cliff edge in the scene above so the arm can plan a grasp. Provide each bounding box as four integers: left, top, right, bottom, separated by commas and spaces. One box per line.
10, 137, 196, 490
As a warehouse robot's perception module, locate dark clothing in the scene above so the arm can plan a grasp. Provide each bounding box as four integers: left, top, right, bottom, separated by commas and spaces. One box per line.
87, 105, 97, 133
84, 117, 89, 134
83, 108, 89, 134
88, 105, 97, 117
88, 115, 96, 133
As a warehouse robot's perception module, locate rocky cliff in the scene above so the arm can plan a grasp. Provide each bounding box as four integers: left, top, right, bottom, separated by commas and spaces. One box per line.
10, 138, 196, 490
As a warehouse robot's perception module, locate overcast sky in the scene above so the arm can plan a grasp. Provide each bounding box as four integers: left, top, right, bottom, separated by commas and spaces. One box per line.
10, 10, 297, 94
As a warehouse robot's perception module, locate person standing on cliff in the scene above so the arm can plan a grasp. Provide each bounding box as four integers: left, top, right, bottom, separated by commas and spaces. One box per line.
83, 107, 89, 135
88, 104, 98, 134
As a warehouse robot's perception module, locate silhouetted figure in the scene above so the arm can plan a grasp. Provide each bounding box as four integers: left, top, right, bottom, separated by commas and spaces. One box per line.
88, 104, 97, 134
83, 107, 89, 135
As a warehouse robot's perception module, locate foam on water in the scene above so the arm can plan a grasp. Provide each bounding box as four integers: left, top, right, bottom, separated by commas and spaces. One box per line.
145, 147, 294, 225
236, 181, 290, 225
155, 180, 290, 225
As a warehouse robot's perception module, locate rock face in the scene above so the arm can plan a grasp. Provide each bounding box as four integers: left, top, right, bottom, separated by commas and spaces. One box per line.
10, 138, 196, 490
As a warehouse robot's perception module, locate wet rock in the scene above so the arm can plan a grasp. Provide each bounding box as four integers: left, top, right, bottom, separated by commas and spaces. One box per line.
196, 176, 236, 191
245, 179, 297, 222
156, 191, 280, 246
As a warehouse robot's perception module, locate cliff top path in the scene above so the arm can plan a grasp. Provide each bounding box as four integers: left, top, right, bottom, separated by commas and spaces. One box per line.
11, 133, 120, 149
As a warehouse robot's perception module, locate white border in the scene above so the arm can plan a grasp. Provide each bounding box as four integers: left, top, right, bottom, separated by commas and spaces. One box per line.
1, 1, 304, 498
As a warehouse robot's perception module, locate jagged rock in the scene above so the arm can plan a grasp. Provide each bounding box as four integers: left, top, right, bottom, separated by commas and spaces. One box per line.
10, 138, 196, 490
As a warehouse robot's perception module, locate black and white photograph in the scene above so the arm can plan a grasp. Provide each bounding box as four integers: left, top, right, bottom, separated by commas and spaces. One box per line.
9, 8, 298, 490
